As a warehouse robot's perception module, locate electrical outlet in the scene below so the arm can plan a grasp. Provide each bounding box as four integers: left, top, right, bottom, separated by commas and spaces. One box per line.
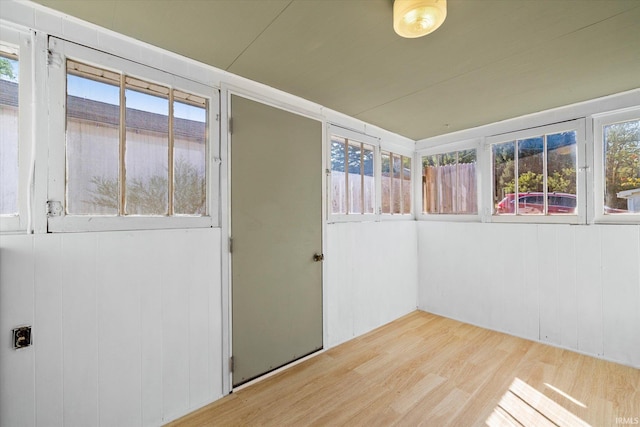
13, 326, 32, 349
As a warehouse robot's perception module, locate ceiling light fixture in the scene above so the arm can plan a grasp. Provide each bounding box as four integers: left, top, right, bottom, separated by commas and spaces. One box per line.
393, 0, 447, 38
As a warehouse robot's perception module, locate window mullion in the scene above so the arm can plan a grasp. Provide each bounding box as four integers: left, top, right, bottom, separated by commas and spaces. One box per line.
514, 141, 519, 215
360, 142, 364, 214
119, 73, 126, 215
168, 89, 175, 216
543, 135, 548, 215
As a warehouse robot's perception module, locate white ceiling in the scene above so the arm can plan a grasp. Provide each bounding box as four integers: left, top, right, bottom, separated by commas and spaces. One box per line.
32, 0, 640, 140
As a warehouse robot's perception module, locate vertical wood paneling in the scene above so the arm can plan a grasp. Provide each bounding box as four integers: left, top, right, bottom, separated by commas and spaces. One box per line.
326, 221, 418, 349
555, 225, 578, 349
33, 235, 63, 427
418, 222, 640, 368
0, 235, 35, 427
138, 232, 165, 427
62, 233, 99, 426
575, 226, 603, 356
601, 226, 640, 366
97, 232, 142, 427
162, 231, 191, 421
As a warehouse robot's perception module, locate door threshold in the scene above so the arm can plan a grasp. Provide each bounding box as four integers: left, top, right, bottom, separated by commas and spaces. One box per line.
232, 348, 325, 392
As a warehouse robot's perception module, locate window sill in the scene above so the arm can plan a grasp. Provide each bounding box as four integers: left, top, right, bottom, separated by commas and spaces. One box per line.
47, 215, 217, 233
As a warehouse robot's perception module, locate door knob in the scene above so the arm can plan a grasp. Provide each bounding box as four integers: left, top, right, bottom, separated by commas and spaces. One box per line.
313, 253, 324, 262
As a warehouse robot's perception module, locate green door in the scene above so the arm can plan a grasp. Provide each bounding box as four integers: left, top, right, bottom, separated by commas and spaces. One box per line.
231, 95, 323, 386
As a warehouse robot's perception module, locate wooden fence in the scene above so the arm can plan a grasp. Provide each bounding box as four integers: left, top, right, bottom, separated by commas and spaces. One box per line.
422, 163, 477, 214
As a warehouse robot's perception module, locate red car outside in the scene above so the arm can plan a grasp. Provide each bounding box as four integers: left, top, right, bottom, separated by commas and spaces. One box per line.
496, 192, 576, 214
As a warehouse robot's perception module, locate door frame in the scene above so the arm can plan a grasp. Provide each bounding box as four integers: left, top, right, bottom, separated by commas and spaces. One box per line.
220, 84, 328, 395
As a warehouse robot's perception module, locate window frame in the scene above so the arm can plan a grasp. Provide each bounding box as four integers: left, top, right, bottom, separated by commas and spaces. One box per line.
417, 138, 482, 222
486, 119, 586, 225
592, 107, 640, 224
327, 125, 379, 222
46, 38, 219, 233
0, 26, 32, 233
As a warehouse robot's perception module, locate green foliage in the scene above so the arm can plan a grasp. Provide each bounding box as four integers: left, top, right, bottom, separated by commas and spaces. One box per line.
605, 120, 640, 208
0, 58, 15, 80
87, 157, 205, 215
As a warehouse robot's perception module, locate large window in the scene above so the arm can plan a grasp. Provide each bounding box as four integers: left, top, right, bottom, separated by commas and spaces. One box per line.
66, 60, 207, 217
594, 109, 640, 222
490, 121, 581, 221
47, 38, 217, 232
381, 151, 411, 215
421, 149, 477, 215
330, 134, 375, 215
0, 49, 19, 217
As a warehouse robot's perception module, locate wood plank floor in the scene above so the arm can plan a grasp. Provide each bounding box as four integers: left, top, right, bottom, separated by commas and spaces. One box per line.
167, 311, 640, 427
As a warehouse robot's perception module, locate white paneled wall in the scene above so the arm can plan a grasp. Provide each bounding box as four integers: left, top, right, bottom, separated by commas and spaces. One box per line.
0, 229, 223, 427
417, 221, 640, 368
325, 221, 418, 348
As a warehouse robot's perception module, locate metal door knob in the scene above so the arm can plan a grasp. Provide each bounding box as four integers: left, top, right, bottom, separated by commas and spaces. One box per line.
313, 253, 324, 262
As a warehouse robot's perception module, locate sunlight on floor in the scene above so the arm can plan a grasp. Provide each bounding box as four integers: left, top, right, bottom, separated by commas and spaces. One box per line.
486, 378, 591, 427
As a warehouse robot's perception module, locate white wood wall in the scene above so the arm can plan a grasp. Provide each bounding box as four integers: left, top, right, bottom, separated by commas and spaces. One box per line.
325, 221, 418, 348
0, 229, 223, 426
417, 221, 640, 368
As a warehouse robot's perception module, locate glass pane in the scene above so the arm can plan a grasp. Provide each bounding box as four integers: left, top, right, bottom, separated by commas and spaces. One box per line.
66, 71, 120, 215
439, 151, 456, 214
381, 152, 391, 214
173, 98, 207, 215
422, 154, 440, 213
330, 136, 346, 214
546, 131, 577, 215
402, 156, 411, 214
347, 141, 362, 214
125, 85, 169, 215
392, 154, 402, 213
493, 142, 515, 215
0, 54, 19, 215
517, 137, 544, 215
457, 149, 477, 214
604, 119, 640, 214
363, 144, 375, 214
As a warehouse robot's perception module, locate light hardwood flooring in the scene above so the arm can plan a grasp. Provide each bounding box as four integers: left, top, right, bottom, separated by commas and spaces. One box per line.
167, 311, 639, 426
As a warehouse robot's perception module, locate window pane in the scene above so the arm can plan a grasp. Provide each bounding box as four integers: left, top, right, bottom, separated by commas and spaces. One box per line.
547, 131, 577, 215
392, 154, 402, 213
517, 137, 544, 215
457, 149, 477, 214
125, 84, 169, 215
174, 97, 207, 215
402, 156, 411, 214
330, 136, 346, 214
604, 118, 640, 214
347, 141, 361, 214
422, 154, 440, 214
0, 54, 19, 215
381, 151, 391, 214
423, 150, 476, 215
493, 142, 515, 215
66, 71, 120, 215
363, 144, 375, 214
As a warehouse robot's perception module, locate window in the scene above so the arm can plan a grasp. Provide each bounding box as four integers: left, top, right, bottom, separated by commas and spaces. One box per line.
421, 149, 477, 215
490, 121, 582, 222
0, 49, 19, 217
47, 38, 218, 232
594, 109, 640, 222
330, 134, 375, 215
381, 151, 411, 215
66, 60, 207, 217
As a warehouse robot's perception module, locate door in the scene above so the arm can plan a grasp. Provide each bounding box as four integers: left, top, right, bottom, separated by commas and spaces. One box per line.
230, 95, 323, 386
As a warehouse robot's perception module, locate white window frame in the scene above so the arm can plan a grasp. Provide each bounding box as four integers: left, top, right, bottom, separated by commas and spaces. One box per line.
0, 26, 32, 233
327, 125, 380, 223
379, 141, 414, 220
485, 119, 586, 224
46, 38, 219, 232
592, 107, 640, 224
417, 138, 482, 222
